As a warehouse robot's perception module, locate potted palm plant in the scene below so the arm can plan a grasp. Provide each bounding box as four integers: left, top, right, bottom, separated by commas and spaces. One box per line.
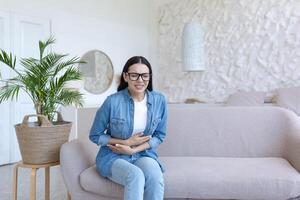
0, 36, 84, 164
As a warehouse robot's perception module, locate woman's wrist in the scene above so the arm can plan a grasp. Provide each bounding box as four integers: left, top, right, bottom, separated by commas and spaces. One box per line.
109, 138, 131, 146
125, 139, 131, 146
131, 147, 137, 155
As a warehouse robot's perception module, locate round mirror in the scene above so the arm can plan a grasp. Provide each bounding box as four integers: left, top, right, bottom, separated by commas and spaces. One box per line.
78, 50, 114, 94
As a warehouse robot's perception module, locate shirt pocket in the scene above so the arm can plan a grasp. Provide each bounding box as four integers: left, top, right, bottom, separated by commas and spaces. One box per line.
110, 118, 125, 138
149, 118, 161, 134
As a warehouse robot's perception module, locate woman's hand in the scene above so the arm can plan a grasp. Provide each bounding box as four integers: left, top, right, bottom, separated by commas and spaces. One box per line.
107, 144, 136, 155
126, 133, 151, 146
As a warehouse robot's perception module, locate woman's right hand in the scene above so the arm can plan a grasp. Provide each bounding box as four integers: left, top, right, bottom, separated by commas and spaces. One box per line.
126, 133, 151, 146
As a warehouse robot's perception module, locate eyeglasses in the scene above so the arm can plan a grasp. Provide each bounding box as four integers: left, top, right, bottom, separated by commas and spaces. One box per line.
126, 73, 151, 81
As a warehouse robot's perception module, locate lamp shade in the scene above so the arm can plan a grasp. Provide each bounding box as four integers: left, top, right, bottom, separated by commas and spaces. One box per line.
182, 22, 205, 71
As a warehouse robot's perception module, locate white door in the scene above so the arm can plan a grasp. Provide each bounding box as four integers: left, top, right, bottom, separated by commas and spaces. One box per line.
0, 10, 11, 165
0, 11, 51, 164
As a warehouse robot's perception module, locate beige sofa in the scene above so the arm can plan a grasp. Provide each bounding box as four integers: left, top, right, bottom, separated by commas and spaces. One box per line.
60, 104, 300, 200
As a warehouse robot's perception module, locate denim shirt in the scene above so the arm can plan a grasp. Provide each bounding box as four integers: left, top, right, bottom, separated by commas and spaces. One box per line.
89, 88, 167, 177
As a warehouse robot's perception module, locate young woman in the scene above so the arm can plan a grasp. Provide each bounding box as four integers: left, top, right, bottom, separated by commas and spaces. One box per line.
89, 56, 167, 200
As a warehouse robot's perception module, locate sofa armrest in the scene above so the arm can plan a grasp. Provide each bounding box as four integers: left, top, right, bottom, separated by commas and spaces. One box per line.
285, 117, 300, 172
60, 139, 92, 195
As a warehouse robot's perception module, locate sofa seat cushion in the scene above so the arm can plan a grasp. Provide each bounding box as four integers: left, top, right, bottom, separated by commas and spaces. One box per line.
80, 164, 124, 198
80, 157, 300, 199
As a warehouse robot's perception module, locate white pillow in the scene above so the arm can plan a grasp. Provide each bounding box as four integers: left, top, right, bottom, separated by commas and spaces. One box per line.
275, 86, 300, 115
226, 91, 265, 106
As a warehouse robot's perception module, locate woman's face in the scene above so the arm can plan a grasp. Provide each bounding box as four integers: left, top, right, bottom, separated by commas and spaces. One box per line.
123, 63, 150, 95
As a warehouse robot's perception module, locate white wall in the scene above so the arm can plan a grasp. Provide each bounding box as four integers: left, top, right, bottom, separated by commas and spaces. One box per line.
4, 0, 299, 106
0, 0, 151, 106
153, 0, 300, 103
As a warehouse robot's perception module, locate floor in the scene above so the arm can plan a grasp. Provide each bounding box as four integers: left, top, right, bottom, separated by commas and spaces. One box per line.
0, 162, 67, 200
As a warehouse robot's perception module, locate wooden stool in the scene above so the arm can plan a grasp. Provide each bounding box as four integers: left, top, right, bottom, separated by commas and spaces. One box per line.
12, 161, 60, 200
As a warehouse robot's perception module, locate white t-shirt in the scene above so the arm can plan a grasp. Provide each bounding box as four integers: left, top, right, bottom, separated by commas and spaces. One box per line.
132, 95, 147, 135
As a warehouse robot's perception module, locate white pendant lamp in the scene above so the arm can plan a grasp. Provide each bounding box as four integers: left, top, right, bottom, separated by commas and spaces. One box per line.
182, 22, 205, 71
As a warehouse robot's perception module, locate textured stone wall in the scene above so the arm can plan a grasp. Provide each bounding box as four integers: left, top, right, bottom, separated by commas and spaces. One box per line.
156, 0, 300, 103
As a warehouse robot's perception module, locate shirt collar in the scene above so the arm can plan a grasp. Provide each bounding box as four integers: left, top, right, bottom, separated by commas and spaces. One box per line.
122, 87, 153, 105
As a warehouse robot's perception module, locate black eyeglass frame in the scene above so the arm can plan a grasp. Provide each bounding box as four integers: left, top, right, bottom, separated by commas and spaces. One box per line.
126, 72, 152, 81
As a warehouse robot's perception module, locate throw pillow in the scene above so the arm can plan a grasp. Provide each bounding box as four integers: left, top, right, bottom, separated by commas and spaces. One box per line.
275, 86, 300, 115
226, 91, 265, 106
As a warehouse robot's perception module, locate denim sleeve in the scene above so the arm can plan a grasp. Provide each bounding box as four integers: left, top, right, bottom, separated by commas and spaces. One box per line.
89, 97, 111, 146
148, 95, 167, 149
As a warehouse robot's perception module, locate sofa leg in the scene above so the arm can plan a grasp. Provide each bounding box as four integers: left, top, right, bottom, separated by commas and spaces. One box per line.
67, 192, 71, 200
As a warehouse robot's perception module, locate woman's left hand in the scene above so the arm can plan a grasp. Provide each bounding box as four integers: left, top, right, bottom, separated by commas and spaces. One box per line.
107, 144, 136, 155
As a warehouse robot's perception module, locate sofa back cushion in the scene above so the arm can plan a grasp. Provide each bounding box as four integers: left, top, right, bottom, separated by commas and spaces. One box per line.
77, 104, 294, 163
157, 104, 291, 157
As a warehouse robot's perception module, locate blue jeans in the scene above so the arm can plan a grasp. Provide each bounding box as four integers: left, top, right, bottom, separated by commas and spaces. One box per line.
108, 156, 164, 200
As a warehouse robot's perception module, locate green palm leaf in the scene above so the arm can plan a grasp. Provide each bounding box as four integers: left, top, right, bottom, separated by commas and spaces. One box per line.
57, 88, 83, 107
0, 49, 18, 79
0, 50, 16, 69
0, 84, 21, 103
39, 36, 55, 60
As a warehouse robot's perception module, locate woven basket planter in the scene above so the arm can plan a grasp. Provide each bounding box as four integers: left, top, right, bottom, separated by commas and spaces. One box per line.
15, 113, 71, 164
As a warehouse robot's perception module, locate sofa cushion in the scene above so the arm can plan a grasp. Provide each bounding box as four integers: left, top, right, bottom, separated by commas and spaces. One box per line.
276, 86, 300, 115
158, 106, 290, 157
80, 156, 300, 199
80, 165, 124, 198
226, 91, 265, 106
162, 157, 300, 199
